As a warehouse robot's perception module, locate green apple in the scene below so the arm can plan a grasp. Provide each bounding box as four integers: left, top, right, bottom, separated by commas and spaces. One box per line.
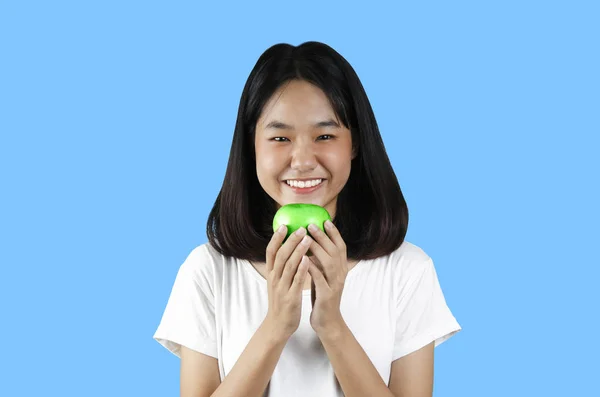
272, 203, 332, 241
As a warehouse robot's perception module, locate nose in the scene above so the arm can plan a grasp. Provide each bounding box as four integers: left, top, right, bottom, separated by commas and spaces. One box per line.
290, 141, 317, 172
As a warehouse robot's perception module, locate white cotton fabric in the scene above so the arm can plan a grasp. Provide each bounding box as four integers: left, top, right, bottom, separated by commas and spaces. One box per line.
153, 240, 462, 396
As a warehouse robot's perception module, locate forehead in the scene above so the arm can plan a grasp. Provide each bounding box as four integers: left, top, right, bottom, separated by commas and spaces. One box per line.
257, 80, 338, 127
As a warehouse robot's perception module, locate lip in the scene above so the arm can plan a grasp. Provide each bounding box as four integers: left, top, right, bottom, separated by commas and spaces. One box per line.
282, 177, 326, 181
282, 179, 326, 195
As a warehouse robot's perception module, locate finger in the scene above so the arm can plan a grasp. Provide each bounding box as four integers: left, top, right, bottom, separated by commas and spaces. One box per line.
266, 224, 287, 273
291, 255, 311, 294
281, 235, 312, 288
307, 257, 330, 291
323, 220, 346, 253
307, 223, 337, 256
273, 227, 307, 280
307, 240, 331, 282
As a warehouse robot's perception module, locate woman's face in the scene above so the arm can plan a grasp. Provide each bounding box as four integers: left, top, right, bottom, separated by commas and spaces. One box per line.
254, 79, 355, 219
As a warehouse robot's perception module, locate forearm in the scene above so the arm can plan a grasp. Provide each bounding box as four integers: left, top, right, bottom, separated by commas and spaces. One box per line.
211, 318, 288, 397
319, 319, 395, 397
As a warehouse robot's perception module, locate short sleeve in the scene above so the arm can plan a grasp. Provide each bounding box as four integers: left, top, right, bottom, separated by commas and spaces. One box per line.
392, 257, 461, 361
153, 248, 218, 359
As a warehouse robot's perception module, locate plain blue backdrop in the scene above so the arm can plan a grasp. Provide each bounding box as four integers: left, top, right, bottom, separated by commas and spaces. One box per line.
1, 1, 598, 396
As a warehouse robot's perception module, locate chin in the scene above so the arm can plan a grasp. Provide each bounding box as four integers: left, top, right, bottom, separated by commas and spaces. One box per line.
280, 194, 325, 205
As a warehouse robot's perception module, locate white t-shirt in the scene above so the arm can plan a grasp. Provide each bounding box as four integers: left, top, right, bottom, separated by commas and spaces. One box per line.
153, 240, 461, 396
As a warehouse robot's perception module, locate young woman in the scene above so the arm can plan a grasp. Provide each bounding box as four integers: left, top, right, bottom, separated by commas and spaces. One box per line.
154, 41, 461, 397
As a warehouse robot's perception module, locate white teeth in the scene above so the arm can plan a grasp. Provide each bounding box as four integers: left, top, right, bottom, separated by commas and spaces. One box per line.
286, 179, 323, 188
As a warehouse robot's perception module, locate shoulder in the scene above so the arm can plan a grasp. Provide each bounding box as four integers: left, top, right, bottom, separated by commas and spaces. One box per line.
371, 240, 432, 271
177, 242, 235, 286
369, 240, 434, 287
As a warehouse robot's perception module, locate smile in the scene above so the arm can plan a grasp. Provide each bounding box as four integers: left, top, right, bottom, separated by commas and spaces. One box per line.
283, 178, 325, 194
285, 178, 323, 188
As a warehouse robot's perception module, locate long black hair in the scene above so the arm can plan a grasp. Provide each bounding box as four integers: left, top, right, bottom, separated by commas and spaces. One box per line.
207, 41, 409, 262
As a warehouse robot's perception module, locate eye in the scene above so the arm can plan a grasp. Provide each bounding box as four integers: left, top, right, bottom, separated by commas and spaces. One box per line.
317, 135, 334, 141
271, 137, 290, 142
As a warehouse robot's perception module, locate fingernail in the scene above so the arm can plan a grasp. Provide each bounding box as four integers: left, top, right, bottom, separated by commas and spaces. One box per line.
295, 227, 306, 236
301, 235, 310, 245
325, 220, 333, 229
308, 224, 318, 232
278, 225, 286, 233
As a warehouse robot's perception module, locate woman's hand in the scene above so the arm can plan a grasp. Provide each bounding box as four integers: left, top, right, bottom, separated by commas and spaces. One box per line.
305, 220, 349, 336
264, 225, 312, 340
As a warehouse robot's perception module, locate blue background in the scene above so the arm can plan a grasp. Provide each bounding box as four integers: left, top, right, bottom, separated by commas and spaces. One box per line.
1, 1, 598, 395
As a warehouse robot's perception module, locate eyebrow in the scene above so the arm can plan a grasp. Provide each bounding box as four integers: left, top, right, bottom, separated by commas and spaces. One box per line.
264, 119, 340, 130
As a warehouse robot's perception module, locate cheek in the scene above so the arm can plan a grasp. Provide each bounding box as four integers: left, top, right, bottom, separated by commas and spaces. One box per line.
324, 150, 352, 179
256, 151, 284, 181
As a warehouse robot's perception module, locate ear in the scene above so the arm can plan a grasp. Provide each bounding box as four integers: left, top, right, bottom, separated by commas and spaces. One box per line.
351, 143, 358, 160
